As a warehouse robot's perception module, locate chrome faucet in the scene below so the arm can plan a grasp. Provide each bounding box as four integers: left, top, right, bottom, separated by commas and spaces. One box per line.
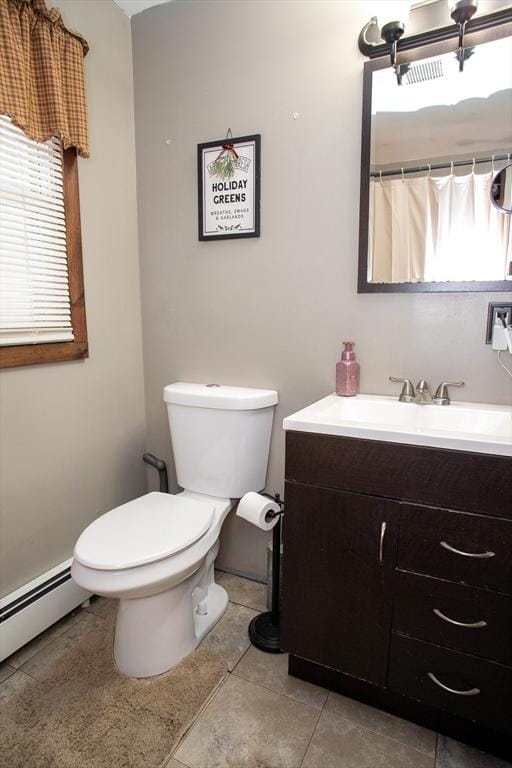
414, 379, 433, 404
390, 377, 464, 405
389, 378, 432, 403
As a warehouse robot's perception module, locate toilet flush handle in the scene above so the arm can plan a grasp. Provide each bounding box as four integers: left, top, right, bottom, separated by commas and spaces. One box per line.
142, 453, 169, 494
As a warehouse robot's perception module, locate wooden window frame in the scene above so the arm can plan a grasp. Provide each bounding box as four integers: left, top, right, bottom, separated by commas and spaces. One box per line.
0, 148, 88, 369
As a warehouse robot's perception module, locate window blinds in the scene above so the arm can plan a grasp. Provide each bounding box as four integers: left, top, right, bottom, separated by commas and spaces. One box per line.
0, 116, 74, 346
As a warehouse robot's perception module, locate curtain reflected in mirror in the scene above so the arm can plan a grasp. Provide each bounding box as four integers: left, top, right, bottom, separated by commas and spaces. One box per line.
363, 33, 512, 289
369, 171, 511, 283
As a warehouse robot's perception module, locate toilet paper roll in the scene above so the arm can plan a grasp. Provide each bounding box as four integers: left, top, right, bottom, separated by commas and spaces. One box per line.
236, 492, 281, 531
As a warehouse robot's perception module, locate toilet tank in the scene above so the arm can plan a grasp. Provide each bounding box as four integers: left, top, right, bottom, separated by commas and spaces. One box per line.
163, 382, 278, 498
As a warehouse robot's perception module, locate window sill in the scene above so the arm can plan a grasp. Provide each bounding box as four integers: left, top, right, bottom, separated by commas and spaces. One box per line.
0, 341, 89, 369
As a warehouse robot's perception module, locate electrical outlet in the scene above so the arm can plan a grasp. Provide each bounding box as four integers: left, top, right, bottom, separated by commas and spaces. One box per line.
486, 303, 512, 344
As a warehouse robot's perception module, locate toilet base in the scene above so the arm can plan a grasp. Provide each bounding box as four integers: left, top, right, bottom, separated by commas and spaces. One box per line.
113, 578, 228, 678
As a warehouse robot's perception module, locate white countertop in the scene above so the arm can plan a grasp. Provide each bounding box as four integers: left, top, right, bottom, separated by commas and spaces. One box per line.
283, 394, 512, 457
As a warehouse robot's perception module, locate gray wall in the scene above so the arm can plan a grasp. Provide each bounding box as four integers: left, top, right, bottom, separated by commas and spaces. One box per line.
0, 0, 146, 596
132, 0, 511, 580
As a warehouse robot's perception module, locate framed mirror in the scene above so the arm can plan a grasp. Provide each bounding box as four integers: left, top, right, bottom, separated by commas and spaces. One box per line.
358, 25, 512, 293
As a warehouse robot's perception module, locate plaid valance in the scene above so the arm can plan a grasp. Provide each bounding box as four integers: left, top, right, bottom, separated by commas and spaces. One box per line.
0, 0, 89, 157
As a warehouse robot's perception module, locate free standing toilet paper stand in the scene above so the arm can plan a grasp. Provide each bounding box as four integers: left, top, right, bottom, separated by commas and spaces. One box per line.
248, 493, 284, 654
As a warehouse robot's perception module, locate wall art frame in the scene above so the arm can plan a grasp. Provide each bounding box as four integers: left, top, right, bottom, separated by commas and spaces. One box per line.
197, 133, 261, 241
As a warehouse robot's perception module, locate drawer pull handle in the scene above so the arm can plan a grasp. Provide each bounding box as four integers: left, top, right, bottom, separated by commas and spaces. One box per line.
427, 672, 480, 697
433, 608, 487, 629
379, 521, 387, 565
440, 541, 495, 559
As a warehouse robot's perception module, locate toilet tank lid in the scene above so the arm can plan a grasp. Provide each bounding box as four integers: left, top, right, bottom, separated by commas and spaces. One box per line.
163, 382, 278, 410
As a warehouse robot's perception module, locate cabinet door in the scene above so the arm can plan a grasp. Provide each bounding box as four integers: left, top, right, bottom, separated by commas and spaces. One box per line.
281, 481, 398, 686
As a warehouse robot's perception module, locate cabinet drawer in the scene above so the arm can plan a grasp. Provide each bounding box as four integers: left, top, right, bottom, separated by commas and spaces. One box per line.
393, 571, 512, 666
389, 634, 512, 732
398, 505, 512, 594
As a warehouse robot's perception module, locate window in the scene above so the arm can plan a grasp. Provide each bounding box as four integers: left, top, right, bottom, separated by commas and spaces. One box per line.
0, 116, 87, 368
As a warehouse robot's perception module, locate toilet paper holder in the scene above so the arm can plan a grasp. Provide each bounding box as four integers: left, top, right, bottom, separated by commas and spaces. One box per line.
248, 493, 284, 654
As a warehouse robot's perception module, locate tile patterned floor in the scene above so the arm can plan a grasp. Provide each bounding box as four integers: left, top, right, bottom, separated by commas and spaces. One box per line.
0, 571, 510, 768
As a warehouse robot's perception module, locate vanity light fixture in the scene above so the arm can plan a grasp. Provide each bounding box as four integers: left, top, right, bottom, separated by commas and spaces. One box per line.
449, 0, 479, 71
381, 20, 407, 85
357, 0, 491, 83
358, 2, 412, 85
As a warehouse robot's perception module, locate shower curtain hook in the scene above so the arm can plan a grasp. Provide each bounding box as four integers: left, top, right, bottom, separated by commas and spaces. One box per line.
472, 158, 476, 174
379, 170, 383, 183
450, 161, 454, 175
427, 164, 431, 178
401, 167, 405, 181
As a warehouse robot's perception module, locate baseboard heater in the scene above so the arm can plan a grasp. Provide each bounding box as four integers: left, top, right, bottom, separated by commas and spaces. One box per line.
0, 558, 91, 661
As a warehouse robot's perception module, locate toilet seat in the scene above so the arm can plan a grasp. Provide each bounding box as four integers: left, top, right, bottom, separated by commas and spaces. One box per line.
74, 492, 214, 571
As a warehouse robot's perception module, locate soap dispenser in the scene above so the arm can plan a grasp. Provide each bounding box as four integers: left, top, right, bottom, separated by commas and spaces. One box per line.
336, 341, 360, 397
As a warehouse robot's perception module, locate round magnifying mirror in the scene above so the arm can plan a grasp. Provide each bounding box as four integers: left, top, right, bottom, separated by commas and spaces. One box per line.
490, 163, 512, 213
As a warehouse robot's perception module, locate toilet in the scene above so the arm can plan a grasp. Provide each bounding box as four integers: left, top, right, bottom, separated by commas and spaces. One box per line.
71, 382, 278, 678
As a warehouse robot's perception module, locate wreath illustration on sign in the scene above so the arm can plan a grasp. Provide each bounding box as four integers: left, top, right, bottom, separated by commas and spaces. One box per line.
208, 129, 251, 180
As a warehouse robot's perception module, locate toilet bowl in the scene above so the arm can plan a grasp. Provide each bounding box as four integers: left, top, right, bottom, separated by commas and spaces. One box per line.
71, 382, 278, 678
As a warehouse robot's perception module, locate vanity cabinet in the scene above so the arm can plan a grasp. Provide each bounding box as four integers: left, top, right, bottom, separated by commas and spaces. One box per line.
282, 430, 512, 760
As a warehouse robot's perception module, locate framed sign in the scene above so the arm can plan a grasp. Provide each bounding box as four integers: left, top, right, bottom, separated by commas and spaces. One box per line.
198, 133, 261, 241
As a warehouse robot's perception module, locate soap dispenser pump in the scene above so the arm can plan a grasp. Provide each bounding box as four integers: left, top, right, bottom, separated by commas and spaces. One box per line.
336, 341, 360, 397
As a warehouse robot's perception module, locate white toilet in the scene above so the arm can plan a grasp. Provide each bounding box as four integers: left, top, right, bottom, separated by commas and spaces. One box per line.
71, 382, 278, 678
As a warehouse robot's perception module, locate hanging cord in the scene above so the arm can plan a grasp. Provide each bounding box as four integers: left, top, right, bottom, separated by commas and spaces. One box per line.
497, 351, 512, 378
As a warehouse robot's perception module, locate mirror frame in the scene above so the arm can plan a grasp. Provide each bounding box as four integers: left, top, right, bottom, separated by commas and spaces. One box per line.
358, 19, 512, 294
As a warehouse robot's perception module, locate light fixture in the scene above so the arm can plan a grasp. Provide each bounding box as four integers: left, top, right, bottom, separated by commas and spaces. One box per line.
381, 20, 407, 85
358, 0, 485, 84
358, 2, 412, 85
449, 0, 479, 71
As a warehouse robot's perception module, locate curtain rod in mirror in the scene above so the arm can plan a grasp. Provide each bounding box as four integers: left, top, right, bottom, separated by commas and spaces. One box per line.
370, 155, 511, 179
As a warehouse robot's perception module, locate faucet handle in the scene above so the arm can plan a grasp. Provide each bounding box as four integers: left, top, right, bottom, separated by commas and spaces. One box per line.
433, 381, 464, 406
389, 377, 415, 403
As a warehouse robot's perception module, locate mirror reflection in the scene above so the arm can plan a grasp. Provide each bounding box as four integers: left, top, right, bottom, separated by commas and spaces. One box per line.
367, 35, 512, 286
491, 163, 512, 213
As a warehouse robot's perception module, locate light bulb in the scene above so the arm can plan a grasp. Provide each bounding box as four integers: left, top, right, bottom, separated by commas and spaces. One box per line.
375, 0, 412, 26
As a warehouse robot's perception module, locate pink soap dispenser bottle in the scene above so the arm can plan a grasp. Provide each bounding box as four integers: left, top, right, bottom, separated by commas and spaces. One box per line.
336, 341, 360, 397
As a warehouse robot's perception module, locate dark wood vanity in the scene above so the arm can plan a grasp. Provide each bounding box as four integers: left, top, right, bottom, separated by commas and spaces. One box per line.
282, 430, 512, 760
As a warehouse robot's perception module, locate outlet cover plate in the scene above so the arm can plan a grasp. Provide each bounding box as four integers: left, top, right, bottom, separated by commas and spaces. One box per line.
486, 302, 512, 343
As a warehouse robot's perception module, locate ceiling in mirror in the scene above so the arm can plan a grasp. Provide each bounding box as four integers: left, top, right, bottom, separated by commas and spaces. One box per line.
371, 37, 512, 168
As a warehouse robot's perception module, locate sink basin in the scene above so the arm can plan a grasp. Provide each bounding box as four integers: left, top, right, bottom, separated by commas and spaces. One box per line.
283, 394, 512, 456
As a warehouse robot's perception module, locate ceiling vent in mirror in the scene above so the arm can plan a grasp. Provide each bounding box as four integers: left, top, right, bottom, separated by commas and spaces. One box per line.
404, 59, 443, 84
